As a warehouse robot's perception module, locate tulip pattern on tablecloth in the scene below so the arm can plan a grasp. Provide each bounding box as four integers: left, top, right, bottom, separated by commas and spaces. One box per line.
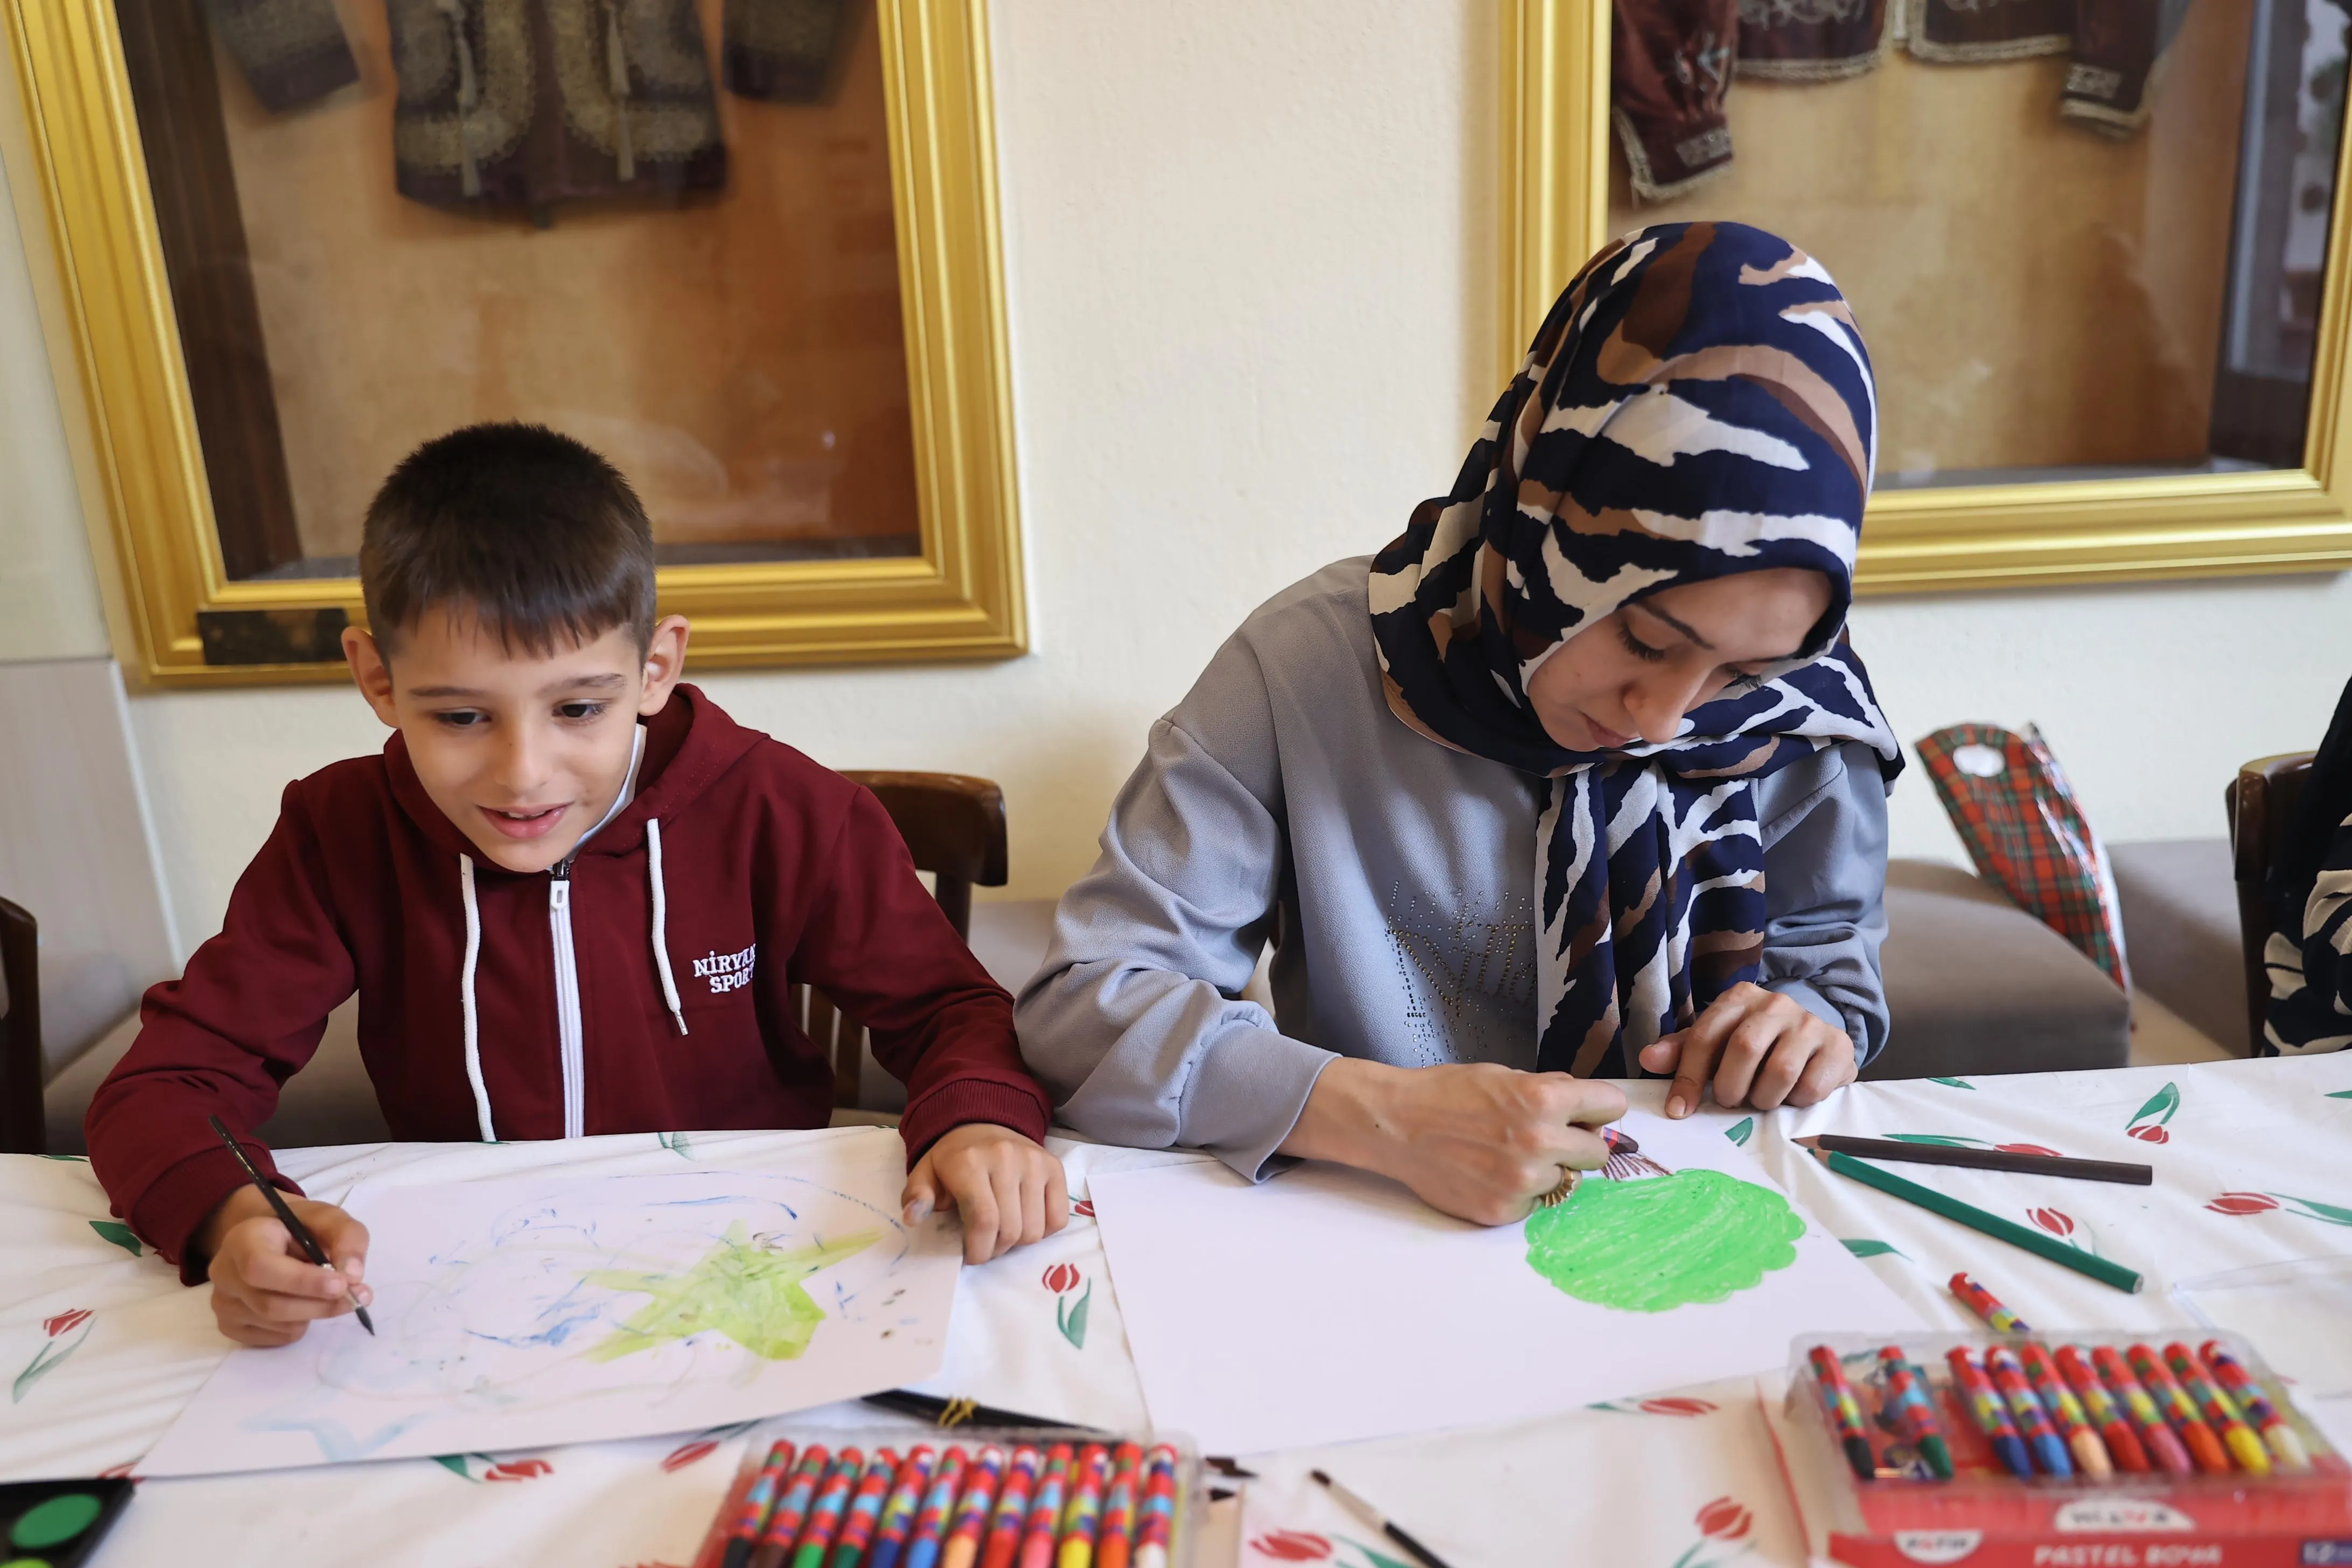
12, 1308, 93, 1404
433, 1453, 555, 1482
1247, 1527, 1421, 1567
2206, 1191, 2352, 1224
1668, 1495, 1758, 1568
2125, 1082, 2180, 1144
1043, 1262, 1092, 1349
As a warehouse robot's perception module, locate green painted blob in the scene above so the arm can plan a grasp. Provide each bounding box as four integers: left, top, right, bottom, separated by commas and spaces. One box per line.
1523, 1169, 1804, 1312
11, 1492, 101, 1549
582, 1222, 877, 1363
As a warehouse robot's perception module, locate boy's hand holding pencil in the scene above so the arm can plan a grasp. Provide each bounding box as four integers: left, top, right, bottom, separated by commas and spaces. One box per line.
196, 1184, 373, 1348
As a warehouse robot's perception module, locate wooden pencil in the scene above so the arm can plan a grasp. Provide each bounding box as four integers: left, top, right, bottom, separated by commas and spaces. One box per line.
1807, 1147, 2144, 1293
1796, 1135, 2151, 1186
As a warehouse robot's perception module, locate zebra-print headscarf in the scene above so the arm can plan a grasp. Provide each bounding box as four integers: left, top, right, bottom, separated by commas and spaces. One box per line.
1369, 221, 1902, 1079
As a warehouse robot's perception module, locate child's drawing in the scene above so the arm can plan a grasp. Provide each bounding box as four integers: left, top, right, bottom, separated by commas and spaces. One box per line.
141, 1132, 961, 1477
1523, 1162, 1804, 1312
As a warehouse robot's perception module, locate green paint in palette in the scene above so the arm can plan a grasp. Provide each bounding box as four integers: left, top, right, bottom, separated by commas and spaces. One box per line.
0, 1479, 134, 1568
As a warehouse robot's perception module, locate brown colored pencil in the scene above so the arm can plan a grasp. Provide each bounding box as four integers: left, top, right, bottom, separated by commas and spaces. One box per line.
1796, 1134, 2151, 1186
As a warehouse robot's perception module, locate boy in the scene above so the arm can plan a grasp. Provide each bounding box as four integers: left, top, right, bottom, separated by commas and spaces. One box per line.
87, 424, 1066, 1347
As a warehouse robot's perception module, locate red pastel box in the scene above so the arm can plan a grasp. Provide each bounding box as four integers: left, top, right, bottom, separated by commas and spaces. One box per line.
1771, 1333, 2352, 1568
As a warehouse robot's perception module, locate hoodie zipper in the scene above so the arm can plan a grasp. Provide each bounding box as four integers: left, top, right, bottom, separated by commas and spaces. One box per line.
549, 852, 585, 1139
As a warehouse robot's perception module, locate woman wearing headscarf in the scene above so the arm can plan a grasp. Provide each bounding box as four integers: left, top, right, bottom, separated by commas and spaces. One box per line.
1017, 222, 1902, 1224
2262, 674, 2352, 1054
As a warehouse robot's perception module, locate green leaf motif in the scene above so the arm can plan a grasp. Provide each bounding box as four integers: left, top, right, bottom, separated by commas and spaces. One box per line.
1056, 1281, 1092, 1350
10, 1322, 92, 1405
1882, 1134, 1984, 1147
433, 1453, 483, 1481
1338, 1536, 1422, 1568
1930, 1077, 1977, 1089
2129, 1081, 2181, 1128
1841, 1238, 1904, 1258
2327, 1089, 2352, 1100
88, 1221, 141, 1257
1725, 1117, 1754, 1146
2275, 1193, 2352, 1226
37, 1153, 90, 1161
657, 1131, 694, 1160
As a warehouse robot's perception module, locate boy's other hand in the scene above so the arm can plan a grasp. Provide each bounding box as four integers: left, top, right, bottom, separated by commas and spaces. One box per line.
197, 1186, 373, 1347
1639, 981, 1857, 1119
901, 1123, 1069, 1265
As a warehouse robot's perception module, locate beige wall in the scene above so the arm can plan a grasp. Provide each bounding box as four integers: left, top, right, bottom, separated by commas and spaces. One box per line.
5, 0, 2351, 953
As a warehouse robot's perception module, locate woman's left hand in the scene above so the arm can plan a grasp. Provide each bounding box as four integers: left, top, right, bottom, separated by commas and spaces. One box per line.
902, 1123, 1070, 1264
1637, 981, 1857, 1119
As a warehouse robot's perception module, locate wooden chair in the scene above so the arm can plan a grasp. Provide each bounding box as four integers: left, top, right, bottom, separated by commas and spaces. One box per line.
1, 896, 43, 1156
2225, 752, 2314, 1055
797, 773, 1009, 1110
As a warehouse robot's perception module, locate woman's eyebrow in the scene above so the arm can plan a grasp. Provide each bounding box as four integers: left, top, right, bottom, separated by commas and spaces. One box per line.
1626, 600, 1713, 650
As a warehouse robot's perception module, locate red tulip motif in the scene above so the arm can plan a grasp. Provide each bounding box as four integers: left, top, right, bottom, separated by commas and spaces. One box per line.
484, 1458, 552, 1481
2208, 1192, 2280, 1216
2127, 1124, 2170, 1144
1042, 1262, 1081, 1294
1994, 1143, 2061, 1157
1044, 1263, 1091, 1348
43, 1309, 92, 1338
1250, 1531, 1333, 1562
1695, 1496, 1754, 1541
2028, 1208, 2074, 1237
1639, 1396, 1719, 1417
1072, 1200, 1096, 1219
661, 1438, 718, 1472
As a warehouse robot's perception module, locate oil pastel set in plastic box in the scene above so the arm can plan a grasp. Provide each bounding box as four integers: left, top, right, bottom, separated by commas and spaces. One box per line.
687, 1423, 1201, 1568
1780, 1332, 2352, 1567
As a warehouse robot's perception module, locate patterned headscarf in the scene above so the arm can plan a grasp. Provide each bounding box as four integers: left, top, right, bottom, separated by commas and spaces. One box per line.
1369, 221, 1901, 1077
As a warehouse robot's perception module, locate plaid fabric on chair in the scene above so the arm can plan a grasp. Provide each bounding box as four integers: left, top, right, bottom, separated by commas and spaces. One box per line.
1916, 723, 2132, 991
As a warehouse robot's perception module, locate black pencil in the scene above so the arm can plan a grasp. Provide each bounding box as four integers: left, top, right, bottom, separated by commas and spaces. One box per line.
859, 1388, 1110, 1436
1796, 1134, 2152, 1186
1311, 1469, 1455, 1568
207, 1115, 374, 1335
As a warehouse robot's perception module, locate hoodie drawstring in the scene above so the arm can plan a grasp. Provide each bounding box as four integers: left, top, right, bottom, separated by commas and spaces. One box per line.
647, 818, 688, 1037
458, 853, 497, 1140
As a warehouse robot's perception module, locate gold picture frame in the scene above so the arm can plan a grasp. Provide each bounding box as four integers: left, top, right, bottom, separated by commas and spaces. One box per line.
1502, 0, 2352, 593
3, 0, 1024, 686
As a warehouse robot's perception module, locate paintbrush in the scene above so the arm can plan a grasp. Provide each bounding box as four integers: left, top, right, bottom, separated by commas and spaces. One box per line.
1310, 1470, 1455, 1568
1795, 1134, 2151, 1186
207, 1115, 374, 1334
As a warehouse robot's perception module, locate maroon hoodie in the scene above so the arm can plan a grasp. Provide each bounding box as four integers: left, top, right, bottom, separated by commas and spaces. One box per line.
87, 684, 1049, 1280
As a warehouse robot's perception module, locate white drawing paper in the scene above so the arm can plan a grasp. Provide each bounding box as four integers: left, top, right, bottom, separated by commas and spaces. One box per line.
141, 1132, 958, 1475
1088, 1108, 1926, 1455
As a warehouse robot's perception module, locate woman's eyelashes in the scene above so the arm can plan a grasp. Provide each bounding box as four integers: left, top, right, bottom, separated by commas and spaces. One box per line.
1615, 619, 1668, 663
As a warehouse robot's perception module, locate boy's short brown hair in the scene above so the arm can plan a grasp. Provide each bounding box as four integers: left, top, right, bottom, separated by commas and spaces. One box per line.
360, 423, 658, 657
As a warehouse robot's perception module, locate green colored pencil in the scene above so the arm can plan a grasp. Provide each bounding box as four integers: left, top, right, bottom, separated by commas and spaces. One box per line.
1810, 1147, 2144, 1294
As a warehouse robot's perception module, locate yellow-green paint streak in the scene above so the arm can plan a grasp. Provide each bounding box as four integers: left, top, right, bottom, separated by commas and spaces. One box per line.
1524, 1169, 1803, 1312
582, 1223, 878, 1362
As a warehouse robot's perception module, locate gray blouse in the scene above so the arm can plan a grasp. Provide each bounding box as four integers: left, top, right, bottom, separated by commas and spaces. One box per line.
1016, 557, 1893, 1180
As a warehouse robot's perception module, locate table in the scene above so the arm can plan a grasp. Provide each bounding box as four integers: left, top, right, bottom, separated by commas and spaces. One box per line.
5, 1053, 2349, 1566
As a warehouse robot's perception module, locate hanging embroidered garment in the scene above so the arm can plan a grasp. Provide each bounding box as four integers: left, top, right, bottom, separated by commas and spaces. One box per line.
2263, 673, 2352, 1055
204, 0, 858, 210
2060, 0, 2194, 137
1737, 0, 1891, 81
1901, 0, 2073, 64
1613, 0, 1740, 201
1368, 221, 1902, 1078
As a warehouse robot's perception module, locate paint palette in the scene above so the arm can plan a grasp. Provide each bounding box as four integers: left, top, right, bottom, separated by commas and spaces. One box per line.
0, 1479, 133, 1568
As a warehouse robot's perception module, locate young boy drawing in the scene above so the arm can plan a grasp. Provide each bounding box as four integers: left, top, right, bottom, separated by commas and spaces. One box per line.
86, 424, 1066, 1346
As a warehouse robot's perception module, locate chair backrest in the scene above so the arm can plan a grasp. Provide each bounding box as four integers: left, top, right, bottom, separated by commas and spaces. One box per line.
2225, 752, 2314, 1054
0, 896, 43, 1155
801, 772, 1010, 1109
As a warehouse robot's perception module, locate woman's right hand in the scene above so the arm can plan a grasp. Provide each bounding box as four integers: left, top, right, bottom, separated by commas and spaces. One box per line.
1277, 1059, 1626, 1225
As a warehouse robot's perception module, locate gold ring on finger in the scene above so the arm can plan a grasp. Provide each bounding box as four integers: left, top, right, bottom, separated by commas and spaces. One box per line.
1533, 1166, 1580, 1208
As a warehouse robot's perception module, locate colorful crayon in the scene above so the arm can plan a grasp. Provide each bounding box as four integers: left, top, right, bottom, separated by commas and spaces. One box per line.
929, 1445, 1004, 1568
829, 1450, 904, 1568
1057, 1445, 1112, 1568
754, 1446, 835, 1568
2165, 1343, 2272, 1476
2053, 1346, 2151, 1473
898, 1448, 969, 1568
1946, 1348, 2033, 1478
2091, 1345, 2196, 1475
2200, 1341, 2312, 1472
1809, 1346, 1878, 1482
1017, 1445, 1075, 1568
2126, 1345, 2233, 1475
2018, 1343, 2113, 1479
979, 1447, 1043, 1568
1985, 1348, 2074, 1476
870, 1448, 941, 1568
722, 1442, 797, 1568
790, 1448, 866, 1568
1095, 1444, 1144, 1568
1132, 1447, 1179, 1568
1949, 1273, 2032, 1335
1874, 1349, 1954, 1480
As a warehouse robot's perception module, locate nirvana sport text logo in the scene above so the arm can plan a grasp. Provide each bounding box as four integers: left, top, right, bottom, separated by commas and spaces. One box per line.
694, 943, 758, 995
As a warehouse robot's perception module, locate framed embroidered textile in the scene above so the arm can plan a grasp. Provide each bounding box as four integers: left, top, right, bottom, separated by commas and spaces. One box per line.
1, 0, 1023, 683
1502, 0, 2352, 591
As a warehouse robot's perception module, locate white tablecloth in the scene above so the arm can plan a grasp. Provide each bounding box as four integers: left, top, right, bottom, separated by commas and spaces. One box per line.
6, 1053, 2349, 1567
